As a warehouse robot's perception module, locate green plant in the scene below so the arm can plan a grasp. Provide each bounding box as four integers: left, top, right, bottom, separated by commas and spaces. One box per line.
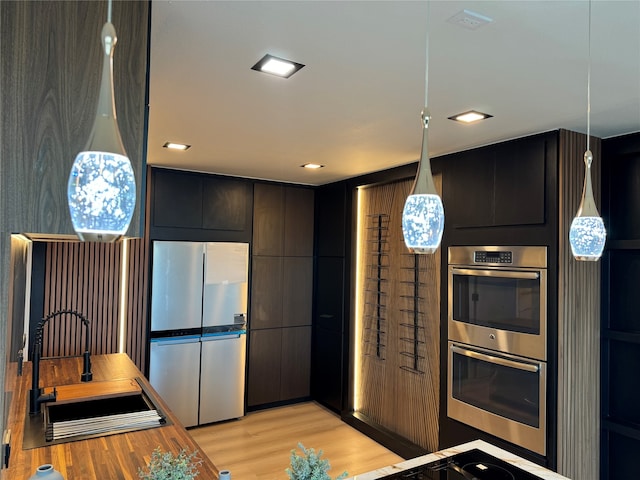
286, 443, 348, 480
138, 447, 202, 480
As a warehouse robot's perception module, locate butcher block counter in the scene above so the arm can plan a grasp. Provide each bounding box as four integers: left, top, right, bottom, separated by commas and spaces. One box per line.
2, 353, 220, 479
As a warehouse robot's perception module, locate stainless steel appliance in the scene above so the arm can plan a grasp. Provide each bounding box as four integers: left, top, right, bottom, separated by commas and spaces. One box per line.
376, 448, 544, 479
448, 245, 547, 361
148, 241, 248, 427
447, 246, 548, 456
448, 342, 547, 455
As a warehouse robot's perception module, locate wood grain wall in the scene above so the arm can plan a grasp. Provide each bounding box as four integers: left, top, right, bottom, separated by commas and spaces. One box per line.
39, 239, 149, 372
355, 176, 441, 452
1, 0, 149, 238
556, 129, 601, 479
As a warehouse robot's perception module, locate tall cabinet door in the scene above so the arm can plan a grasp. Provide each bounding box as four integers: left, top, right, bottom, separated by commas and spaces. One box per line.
151, 241, 204, 331
247, 329, 282, 406
281, 326, 311, 399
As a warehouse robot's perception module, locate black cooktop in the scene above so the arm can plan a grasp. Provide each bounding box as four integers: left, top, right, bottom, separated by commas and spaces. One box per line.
377, 449, 543, 480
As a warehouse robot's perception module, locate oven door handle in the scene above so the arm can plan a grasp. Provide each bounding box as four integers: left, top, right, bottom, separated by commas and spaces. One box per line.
451, 345, 540, 372
451, 268, 540, 280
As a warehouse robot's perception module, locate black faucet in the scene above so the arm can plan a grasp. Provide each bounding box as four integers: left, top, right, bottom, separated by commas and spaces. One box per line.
29, 310, 93, 415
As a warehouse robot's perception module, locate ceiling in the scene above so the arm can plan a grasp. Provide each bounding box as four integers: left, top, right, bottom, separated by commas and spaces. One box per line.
146, 1, 640, 186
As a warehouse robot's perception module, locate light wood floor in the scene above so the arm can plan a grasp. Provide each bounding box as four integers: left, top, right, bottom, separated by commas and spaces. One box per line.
189, 402, 404, 479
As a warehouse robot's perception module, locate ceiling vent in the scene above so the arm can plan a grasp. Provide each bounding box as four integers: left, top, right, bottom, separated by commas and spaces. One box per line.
447, 9, 493, 30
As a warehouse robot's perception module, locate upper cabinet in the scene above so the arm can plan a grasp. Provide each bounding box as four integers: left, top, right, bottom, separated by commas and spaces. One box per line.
153, 169, 203, 229
284, 187, 315, 256
252, 183, 315, 256
252, 183, 285, 256
148, 168, 253, 242
444, 135, 548, 229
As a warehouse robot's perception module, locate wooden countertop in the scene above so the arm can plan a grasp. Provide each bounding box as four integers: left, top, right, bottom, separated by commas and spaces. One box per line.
2, 353, 220, 479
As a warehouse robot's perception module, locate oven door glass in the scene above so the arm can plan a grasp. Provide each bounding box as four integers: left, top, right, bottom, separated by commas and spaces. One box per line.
451, 268, 542, 334
450, 344, 542, 428
448, 342, 547, 455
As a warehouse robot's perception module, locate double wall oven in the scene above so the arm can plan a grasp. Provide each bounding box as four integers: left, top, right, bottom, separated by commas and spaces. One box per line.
447, 246, 548, 456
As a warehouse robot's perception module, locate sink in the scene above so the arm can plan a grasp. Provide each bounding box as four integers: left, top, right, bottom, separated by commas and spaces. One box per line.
23, 377, 170, 449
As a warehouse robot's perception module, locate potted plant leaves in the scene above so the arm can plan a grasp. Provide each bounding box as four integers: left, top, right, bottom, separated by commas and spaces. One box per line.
286, 443, 348, 480
138, 447, 202, 480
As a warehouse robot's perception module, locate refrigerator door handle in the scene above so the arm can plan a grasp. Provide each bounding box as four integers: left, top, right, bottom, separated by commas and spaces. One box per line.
201, 333, 243, 342
151, 336, 201, 346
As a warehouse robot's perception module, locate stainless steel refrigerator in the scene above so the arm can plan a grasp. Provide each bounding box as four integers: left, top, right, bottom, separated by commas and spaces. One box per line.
148, 241, 248, 427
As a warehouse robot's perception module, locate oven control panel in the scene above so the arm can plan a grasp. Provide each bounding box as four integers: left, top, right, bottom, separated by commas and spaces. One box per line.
474, 250, 512, 264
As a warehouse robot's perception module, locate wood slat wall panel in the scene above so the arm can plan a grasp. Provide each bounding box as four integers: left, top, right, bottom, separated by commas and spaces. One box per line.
42, 242, 121, 358
356, 176, 441, 451
557, 130, 601, 480
39, 239, 149, 372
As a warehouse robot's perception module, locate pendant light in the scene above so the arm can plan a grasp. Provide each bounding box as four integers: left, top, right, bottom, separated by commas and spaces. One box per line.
569, 0, 606, 261
67, 0, 136, 242
401, 3, 444, 254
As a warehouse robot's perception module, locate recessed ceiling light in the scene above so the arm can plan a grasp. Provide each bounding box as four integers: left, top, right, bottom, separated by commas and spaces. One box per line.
448, 111, 493, 124
251, 54, 305, 79
163, 142, 191, 150
301, 163, 324, 169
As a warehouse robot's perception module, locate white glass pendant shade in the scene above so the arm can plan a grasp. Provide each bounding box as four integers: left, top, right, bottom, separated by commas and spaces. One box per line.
402, 109, 444, 254
68, 22, 136, 242
569, 150, 606, 260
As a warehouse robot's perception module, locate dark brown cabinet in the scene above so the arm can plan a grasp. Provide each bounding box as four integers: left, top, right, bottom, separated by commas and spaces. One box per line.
284, 187, 315, 256
153, 169, 203, 229
252, 183, 285, 256
149, 168, 253, 241
248, 182, 314, 407
252, 183, 314, 256
202, 177, 251, 231
444, 135, 547, 228
247, 326, 312, 406
247, 329, 282, 406
250, 256, 284, 329
280, 326, 312, 399
283, 257, 313, 327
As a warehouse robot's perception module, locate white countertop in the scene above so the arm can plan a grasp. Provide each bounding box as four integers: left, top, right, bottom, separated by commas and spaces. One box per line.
347, 440, 570, 480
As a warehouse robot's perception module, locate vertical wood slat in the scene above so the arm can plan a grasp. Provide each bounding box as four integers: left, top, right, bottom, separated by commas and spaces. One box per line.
557, 130, 601, 480
38, 238, 149, 371
356, 175, 441, 452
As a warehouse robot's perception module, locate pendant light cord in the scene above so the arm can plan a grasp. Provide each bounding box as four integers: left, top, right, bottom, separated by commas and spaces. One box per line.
107, 0, 113, 24
586, 0, 591, 152
424, 1, 430, 105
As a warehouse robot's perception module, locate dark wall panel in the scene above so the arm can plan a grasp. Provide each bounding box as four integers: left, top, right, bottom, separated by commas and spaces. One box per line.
1, 0, 149, 237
